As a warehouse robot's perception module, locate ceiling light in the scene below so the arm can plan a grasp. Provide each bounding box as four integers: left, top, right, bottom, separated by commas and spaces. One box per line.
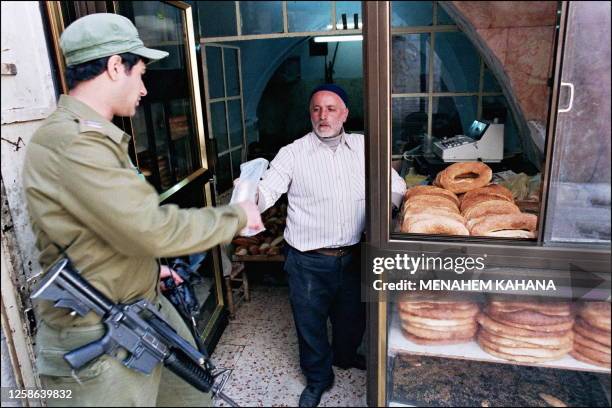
313, 35, 363, 43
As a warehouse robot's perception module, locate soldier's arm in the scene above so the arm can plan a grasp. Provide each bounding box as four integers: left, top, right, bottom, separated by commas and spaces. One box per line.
58, 132, 247, 257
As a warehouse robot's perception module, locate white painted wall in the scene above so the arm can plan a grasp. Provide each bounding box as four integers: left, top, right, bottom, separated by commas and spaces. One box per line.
1, 0, 58, 393
1, 0, 56, 278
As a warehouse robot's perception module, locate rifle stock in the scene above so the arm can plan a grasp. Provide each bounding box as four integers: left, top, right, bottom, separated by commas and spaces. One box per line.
31, 256, 239, 407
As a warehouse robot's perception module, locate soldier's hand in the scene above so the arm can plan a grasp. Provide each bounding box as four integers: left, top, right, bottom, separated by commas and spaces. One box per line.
237, 201, 264, 232
159, 265, 183, 291
233, 178, 259, 204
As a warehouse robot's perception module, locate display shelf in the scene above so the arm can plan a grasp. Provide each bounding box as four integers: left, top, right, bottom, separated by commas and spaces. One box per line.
388, 311, 610, 374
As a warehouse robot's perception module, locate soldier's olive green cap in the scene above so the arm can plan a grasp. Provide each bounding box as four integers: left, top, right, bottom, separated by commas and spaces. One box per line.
60, 13, 168, 66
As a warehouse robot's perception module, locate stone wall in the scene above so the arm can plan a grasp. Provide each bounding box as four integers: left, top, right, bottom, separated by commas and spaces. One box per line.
1, 0, 59, 393
449, 1, 557, 122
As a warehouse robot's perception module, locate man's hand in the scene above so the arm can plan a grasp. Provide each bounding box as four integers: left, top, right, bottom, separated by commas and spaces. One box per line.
237, 201, 264, 232
159, 265, 183, 291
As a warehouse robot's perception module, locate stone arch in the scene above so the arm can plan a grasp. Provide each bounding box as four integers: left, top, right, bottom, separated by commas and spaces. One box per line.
241, 37, 310, 139
439, 1, 558, 169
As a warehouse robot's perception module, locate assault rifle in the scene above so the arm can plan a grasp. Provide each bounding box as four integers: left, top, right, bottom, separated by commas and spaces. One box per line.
31, 256, 238, 407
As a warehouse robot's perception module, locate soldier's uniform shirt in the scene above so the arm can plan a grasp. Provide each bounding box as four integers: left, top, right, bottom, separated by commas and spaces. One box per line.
23, 95, 246, 328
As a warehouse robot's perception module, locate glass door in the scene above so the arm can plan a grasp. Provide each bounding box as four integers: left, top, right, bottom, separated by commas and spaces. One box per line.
115, 1, 205, 194
202, 44, 247, 202
114, 1, 228, 349
544, 1, 611, 245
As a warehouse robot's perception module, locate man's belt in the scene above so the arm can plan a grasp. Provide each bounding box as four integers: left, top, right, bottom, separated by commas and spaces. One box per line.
308, 244, 359, 257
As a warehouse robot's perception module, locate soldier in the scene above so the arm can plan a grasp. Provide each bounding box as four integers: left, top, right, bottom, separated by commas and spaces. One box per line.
22, 13, 262, 406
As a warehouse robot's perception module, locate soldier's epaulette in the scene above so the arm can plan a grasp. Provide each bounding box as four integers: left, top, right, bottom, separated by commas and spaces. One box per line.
78, 119, 105, 134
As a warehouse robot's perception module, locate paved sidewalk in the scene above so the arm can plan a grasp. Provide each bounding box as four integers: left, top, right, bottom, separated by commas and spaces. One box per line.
212, 285, 367, 407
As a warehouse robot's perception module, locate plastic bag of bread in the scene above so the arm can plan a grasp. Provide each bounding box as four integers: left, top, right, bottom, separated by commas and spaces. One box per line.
527, 174, 541, 201
403, 167, 428, 188
499, 172, 530, 200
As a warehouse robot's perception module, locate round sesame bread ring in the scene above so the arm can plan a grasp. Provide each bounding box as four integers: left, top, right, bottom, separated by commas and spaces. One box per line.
570, 350, 612, 368
402, 212, 466, 232
404, 208, 466, 224
404, 201, 460, 214
479, 338, 571, 362
571, 343, 611, 368
404, 320, 478, 332
405, 185, 460, 206
408, 216, 469, 236
403, 331, 475, 345
485, 307, 575, 326
479, 336, 572, 358
573, 332, 611, 354
466, 216, 488, 231
481, 346, 566, 363
477, 313, 572, 337
470, 213, 538, 236
401, 322, 477, 339
477, 329, 567, 349
463, 200, 521, 220
461, 193, 514, 213
487, 295, 573, 312
487, 315, 574, 332
406, 195, 459, 210
579, 301, 611, 331
439, 162, 493, 194
398, 301, 479, 319
397, 291, 481, 306
462, 184, 514, 204
401, 313, 475, 327
574, 318, 611, 346
487, 300, 573, 317
479, 327, 574, 348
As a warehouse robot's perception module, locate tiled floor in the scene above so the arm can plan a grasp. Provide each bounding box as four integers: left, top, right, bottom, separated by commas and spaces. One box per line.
211, 285, 367, 407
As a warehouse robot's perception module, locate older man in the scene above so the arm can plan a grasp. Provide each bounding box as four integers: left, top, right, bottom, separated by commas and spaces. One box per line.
255, 84, 406, 407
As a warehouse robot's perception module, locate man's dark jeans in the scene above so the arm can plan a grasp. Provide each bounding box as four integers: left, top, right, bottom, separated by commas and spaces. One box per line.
284, 245, 365, 388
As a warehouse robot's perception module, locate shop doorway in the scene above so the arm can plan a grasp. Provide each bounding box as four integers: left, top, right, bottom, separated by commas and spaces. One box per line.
196, 1, 364, 202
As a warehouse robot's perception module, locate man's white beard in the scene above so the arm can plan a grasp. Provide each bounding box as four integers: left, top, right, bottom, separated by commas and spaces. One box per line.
312, 121, 342, 138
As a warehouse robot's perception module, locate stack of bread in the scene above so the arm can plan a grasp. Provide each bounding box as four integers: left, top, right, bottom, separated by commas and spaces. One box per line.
571, 302, 611, 368
398, 292, 480, 345
461, 184, 538, 239
477, 297, 574, 363
399, 185, 468, 235
401, 161, 538, 238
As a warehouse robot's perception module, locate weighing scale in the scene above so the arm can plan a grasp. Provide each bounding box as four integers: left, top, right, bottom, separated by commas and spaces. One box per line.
432, 119, 504, 162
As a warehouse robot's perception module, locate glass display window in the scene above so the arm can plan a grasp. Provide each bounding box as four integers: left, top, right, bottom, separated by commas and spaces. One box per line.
115, 1, 206, 195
